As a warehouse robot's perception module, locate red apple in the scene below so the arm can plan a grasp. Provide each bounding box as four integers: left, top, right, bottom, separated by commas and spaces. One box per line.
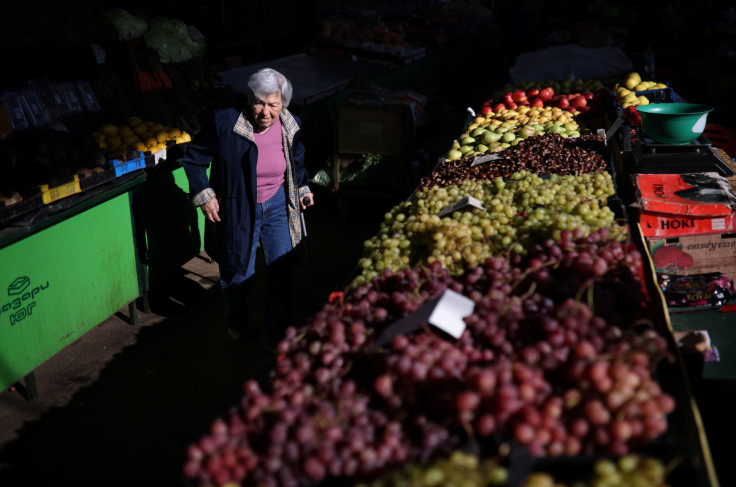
530, 96, 544, 108
583, 91, 594, 101
512, 89, 527, 103
481, 105, 493, 115
493, 103, 506, 112
557, 96, 570, 109
539, 86, 554, 101
506, 101, 518, 110
527, 87, 540, 97
502, 92, 514, 105
571, 95, 587, 109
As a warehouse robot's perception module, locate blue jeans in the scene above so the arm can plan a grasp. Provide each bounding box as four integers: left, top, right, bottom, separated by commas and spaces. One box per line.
220, 185, 294, 346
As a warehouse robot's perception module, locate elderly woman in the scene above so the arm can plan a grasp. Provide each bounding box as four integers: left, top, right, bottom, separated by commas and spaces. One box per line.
182, 67, 314, 348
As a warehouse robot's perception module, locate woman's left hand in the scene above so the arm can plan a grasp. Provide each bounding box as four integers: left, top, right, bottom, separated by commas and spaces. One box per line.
301, 193, 314, 210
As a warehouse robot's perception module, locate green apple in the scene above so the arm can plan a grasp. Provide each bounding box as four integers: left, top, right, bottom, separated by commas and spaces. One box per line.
482, 131, 502, 144
502, 132, 516, 143
448, 149, 463, 160
518, 125, 536, 139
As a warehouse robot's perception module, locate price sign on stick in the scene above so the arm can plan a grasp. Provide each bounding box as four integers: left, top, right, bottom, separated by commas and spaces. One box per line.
428, 290, 475, 339
471, 153, 503, 167
369, 290, 475, 349
605, 116, 625, 141
437, 196, 485, 217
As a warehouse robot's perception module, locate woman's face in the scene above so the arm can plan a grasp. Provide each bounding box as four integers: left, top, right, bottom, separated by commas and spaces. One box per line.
251, 92, 283, 131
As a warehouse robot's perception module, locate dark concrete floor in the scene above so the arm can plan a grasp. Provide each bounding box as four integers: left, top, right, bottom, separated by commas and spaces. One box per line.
0, 189, 384, 487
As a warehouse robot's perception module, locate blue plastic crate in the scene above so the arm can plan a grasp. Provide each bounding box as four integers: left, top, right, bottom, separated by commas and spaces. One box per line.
110, 153, 147, 177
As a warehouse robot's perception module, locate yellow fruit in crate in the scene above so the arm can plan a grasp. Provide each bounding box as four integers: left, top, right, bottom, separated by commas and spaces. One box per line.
155, 130, 169, 143
133, 142, 148, 152
623, 94, 638, 105
168, 127, 181, 138
101, 123, 119, 135
637, 96, 650, 105
144, 137, 158, 148
145, 120, 155, 127
128, 116, 143, 126
133, 123, 148, 136
151, 123, 165, 133
154, 143, 167, 152
119, 125, 134, 137
107, 134, 122, 150
624, 78, 640, 91
123, 134, 140, 145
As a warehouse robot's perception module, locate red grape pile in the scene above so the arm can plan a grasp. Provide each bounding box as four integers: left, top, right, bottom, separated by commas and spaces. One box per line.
183, 230, 675, 487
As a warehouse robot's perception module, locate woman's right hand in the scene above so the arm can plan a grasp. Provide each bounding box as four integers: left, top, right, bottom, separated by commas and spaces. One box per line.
201, 198, 221, 223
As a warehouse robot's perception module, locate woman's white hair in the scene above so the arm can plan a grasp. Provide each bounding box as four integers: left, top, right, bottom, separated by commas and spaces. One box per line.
247, 68, 293, 108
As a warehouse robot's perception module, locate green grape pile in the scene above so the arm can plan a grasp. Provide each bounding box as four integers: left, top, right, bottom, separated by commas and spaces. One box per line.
353, 450, 509, 487
584, 455, 669, 487
523, 454, 670, 487
354, 170, 625, 285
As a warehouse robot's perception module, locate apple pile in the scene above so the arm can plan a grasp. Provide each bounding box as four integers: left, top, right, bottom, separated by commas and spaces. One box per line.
481, 86, 598, 115
446, 106, 582, 160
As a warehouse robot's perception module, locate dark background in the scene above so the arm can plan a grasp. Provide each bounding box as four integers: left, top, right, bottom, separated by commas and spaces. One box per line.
1, 0, 735, 127
1, 1, 735, 487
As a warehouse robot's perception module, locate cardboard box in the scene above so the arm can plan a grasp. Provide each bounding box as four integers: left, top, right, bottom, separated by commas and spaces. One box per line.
646, 231, 736, 278
337, 101, 413, 156
633, 172, 736, 237
639, 211, 736, 237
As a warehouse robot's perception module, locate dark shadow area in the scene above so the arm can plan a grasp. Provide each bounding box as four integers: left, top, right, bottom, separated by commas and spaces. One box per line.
694, 378, 736, 486
0, 272, 273, 487
133, 160, 203, 289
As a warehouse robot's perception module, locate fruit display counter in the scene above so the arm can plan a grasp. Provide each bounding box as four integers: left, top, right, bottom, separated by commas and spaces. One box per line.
180, 73, 722, 487
0, 172, 147, 397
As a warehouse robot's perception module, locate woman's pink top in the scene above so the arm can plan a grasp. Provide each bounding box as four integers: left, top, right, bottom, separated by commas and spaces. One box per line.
253, 117, 287, 203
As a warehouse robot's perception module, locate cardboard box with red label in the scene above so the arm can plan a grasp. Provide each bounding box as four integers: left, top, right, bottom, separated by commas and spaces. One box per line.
633, 172, 736, 238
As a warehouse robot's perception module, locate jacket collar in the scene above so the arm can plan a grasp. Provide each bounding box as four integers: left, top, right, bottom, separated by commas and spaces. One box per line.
232, 107, 298, 143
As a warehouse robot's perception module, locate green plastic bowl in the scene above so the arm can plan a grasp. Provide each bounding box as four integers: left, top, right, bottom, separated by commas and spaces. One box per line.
636, 103, 714, 144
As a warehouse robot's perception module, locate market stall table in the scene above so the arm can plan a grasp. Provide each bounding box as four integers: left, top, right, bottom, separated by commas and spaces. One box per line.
0, 173, 147, 398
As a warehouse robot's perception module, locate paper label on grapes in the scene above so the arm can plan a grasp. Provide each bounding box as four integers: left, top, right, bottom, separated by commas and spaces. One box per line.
428, 290, 474, 339
471, 154, 502, 166
437, 196, 484, 217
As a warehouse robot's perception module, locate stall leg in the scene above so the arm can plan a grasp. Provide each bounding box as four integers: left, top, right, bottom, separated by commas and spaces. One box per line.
141, 292, 151, 314
10, 373, 39, 401
128, 301, 138, 326
24, 372, 38, 401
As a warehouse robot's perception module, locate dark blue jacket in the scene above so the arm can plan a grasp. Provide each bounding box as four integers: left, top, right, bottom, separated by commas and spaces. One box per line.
182, 106, 310, 277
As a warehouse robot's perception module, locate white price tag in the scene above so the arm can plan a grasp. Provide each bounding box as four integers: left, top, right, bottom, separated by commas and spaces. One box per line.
437, 196, 485, 217
428, 289, 474, 339
471, 153, 503, 166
